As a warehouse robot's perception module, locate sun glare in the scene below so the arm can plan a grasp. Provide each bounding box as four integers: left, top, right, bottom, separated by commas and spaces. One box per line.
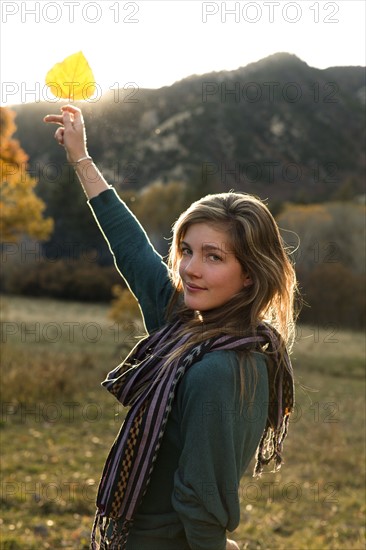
0, 1, 364, 106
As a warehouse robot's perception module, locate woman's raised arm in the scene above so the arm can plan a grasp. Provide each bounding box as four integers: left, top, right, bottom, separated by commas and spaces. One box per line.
44, 104, 174, 332
44, 105, 109, 199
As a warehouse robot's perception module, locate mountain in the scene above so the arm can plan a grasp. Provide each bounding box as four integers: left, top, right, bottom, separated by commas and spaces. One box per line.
11, 53, 366, 203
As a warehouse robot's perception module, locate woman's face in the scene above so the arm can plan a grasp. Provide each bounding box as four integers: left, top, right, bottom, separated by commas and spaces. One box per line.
178, 223, 252, 311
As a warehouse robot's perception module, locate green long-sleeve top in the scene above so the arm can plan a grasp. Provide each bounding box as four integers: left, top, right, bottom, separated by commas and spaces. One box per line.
88, 188, 269, 550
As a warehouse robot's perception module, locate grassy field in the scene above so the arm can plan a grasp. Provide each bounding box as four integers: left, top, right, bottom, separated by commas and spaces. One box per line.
0, 295, 365, 550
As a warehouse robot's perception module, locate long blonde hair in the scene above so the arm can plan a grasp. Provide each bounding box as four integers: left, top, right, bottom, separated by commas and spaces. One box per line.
167, 192, 299, 355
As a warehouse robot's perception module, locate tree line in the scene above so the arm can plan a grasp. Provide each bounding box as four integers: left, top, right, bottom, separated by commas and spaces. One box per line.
1, 106, 364, 330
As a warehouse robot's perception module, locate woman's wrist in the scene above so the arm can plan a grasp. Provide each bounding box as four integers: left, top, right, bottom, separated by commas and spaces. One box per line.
74, 155, 93, 165
68, 150, 89, 164
70, 156, 110, 199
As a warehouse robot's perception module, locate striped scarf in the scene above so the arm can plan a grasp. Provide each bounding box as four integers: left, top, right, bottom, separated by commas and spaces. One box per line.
90, 320, 294, 549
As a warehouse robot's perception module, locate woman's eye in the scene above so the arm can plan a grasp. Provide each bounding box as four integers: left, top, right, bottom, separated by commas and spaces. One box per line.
208, 254, 222, 262
181, 247, 191, 256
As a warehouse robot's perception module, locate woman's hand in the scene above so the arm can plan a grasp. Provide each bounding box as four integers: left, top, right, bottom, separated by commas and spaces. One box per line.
43, 105, 88, 164
44, 104, 109, 198
226, 539, 240, 550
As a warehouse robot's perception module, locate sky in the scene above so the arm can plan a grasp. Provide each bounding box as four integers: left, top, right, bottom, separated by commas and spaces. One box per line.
1, 0, 365, 106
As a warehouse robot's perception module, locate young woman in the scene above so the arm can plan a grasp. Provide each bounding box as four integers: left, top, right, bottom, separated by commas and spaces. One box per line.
44, 105, 298, 550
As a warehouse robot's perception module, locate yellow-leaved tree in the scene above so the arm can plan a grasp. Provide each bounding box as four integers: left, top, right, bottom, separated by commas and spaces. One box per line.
0, 106, 53, 242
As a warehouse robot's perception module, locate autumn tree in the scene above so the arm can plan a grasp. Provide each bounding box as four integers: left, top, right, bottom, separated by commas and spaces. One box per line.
0, 106, 53, 242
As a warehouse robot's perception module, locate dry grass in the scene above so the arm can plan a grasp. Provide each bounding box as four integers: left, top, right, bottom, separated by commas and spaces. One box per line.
0, 295, 365, 549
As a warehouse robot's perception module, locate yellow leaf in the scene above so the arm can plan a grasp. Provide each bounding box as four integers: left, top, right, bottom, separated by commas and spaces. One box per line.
45, 51, 96, 101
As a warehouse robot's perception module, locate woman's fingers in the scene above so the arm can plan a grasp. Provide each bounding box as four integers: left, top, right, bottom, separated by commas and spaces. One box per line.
44, 105, 84, 126
44, 109, 85, 138
54, 127, 65, 146
61, 104, 81, 115
44, 105, 87, 162
62, 110, 74, 130
61, 105, 84, 126
44, 114, 64, 125
226, 540, 240, 550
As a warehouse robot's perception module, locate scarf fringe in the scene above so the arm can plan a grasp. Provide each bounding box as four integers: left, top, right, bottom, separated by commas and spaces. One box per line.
90, 511, 132, 550
254, 413, 291, 477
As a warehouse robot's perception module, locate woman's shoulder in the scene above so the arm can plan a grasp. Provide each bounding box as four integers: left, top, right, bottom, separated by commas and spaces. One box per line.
175, 349, 269, 431
187, 348, 267, 376
179, 349, 268, 398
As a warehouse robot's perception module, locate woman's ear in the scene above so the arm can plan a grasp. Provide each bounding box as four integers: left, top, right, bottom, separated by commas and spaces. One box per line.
243, 273, 253, 288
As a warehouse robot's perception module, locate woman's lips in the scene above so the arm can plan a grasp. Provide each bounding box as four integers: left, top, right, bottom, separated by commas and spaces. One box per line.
185, 282, 207, 292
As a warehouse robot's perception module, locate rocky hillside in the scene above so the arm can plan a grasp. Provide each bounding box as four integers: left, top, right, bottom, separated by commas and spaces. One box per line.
12, 52, 366, 203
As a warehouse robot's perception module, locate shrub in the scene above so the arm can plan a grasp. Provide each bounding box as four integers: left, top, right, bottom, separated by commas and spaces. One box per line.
298, 263, 365, 330
1, 257, 122, 302
108, 285, 141, 323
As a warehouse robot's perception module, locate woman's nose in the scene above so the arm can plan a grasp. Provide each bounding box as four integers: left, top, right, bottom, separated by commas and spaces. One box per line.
183, 255, 202, 278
